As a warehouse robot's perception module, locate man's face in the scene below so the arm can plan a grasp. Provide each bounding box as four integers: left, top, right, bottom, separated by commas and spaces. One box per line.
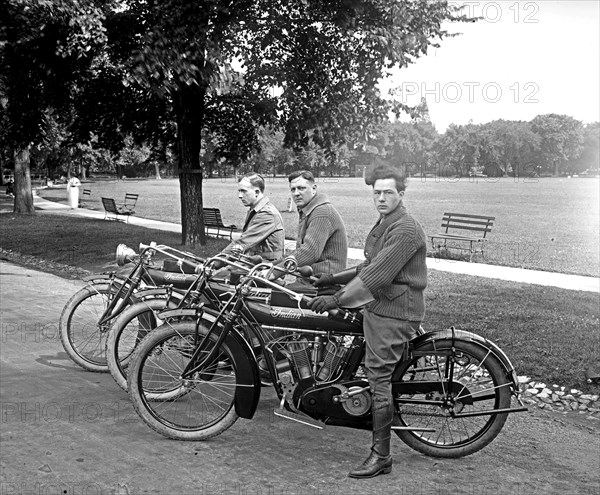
289, 176, 317, 209
372, 178, 403, 216
238, 178, 260, 208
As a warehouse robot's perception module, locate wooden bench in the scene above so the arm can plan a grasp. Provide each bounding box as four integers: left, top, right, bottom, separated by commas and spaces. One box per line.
102, 197, 134, 223
119, 192, 138, 213
79, 188, 91, 207
430, 213, 495, 262
203, 207, 237, 239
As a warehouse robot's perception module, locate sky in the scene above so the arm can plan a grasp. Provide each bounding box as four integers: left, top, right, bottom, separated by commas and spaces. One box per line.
380, 1, 600, 132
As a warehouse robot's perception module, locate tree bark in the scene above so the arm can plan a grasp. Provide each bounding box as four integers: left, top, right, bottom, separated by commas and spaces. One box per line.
174, 84, 207, 246
13, 147, 35, 214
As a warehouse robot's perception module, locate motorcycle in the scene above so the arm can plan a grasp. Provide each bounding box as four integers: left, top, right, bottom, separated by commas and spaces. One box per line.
59, 242, 205, 372
126, 260, 527, 458
104, 243, 272, 391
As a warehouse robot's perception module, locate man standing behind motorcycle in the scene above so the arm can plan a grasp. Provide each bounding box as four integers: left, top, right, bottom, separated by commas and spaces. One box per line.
308, 164, 427, 479
276, 170, 347, 285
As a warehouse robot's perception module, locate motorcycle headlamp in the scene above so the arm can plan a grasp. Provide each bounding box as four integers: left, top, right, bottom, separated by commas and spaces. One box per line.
116, 244, 138, 266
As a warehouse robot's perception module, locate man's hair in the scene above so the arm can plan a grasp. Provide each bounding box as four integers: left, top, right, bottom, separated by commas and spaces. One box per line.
240, 173, 265, 193
288, 170, 315, 184
365, 165, 407, 192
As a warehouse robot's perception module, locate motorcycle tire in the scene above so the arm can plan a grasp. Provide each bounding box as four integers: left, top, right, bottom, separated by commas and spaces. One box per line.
105, 298, 169, 391
127, 321, 239, 440
59, 282, 128, 372
393, 338, 512, 458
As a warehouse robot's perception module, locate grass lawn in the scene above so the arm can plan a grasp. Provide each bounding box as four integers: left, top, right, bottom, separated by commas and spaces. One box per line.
0, 212, 229, 273
0, 212, 598, 394
38, 176, 600, 276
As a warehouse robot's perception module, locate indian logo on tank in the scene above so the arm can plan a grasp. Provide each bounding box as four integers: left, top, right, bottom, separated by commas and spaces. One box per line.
163, 273, 189, 281
270, 308, 302, 319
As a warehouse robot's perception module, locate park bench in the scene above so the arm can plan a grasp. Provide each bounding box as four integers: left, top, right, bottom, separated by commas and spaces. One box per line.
430, 212, 495, 262
119, 192, 139, 213
101, 197, 134, 223
203, 207, 237, 239
79, 188, 91, 207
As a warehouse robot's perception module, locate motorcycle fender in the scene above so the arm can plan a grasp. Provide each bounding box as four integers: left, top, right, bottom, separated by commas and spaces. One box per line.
82, 273, 126, 284
156, 307, 203, 320
155, 307, 261, 419
227, 327, 261, 419
130, 287, 185, 303
410, 328, 519, 389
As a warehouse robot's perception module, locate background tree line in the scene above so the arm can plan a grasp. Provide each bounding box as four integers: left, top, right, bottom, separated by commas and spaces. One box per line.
3, 111, 595, 181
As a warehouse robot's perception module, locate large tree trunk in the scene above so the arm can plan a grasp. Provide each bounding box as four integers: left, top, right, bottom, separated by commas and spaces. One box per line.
154, 162, 162, 180
174, 84, 207, 246
13, 147, 35, 214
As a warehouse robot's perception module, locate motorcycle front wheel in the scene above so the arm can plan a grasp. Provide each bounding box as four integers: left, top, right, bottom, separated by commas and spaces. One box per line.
59, 282, 127, 371
393, 339, 512, 458
127, 321, 239, 440
105, 298, 168, 391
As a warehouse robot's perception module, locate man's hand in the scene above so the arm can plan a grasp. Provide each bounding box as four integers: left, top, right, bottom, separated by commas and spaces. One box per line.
308, 295, 340, 314
312, 273, 334, 287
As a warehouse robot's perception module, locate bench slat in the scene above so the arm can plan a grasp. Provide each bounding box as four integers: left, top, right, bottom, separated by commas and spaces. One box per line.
442, 217, 493, 226
442, 213, 496, 220
441, 224, 493, 232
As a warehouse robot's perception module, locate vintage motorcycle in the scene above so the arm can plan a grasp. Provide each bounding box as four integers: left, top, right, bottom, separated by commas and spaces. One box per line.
59, 242, 205, 372
104, 244, 268, 391
126, 260, 527, 458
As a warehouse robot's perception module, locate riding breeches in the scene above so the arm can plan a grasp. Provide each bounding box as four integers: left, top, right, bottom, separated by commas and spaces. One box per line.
363, 309, 421, 401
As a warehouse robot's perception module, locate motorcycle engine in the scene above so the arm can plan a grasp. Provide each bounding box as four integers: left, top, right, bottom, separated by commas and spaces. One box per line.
299, 380, 371, 420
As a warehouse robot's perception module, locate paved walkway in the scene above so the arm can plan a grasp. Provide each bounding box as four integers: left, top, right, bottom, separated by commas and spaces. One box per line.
4, 193, 599, 293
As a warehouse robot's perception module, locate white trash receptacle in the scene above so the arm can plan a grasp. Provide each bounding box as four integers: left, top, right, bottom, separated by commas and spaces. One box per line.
66, 177, 81, 208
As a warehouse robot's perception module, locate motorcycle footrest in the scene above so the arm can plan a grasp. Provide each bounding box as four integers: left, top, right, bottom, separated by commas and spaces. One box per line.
273, 408, 324, 430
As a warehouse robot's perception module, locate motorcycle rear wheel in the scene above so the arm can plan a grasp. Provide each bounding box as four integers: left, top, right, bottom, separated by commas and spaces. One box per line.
393, 339, 511, 458
59, 282, 125, 371
127, 321, 239, 440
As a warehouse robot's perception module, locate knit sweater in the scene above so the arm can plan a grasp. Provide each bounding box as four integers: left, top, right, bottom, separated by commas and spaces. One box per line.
357, 205, 427, 321
291, 192, 347, 274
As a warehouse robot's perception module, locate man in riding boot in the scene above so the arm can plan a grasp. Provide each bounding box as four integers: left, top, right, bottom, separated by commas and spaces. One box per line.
308, 164, 427, 479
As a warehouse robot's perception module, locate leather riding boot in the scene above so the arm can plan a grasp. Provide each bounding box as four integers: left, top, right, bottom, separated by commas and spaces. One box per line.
348, 400, 394, 479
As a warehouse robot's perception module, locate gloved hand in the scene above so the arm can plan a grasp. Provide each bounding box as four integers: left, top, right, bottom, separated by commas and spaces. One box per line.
211, 259, 226, 270
308, 295, 340, 314
312, 273, 334, 287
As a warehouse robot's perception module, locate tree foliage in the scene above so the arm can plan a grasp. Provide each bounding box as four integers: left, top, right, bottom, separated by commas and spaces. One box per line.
530, 114, 584, 176
94, 0, 471, 245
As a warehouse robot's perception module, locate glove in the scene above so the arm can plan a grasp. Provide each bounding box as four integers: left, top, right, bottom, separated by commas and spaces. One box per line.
312, 273, 334, 287
211, 259, 226, 270
308, 295, 340, 314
